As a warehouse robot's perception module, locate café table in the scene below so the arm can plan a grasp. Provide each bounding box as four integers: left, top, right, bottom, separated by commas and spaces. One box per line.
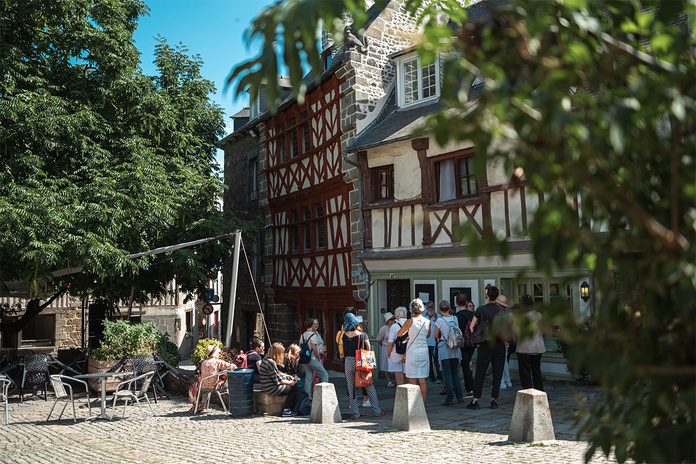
75, 372, 132, 420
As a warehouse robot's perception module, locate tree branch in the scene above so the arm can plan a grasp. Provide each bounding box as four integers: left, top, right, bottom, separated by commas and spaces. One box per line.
2, 290, 66, 335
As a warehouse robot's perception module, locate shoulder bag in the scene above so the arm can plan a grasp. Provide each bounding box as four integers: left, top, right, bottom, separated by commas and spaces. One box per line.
355, 334, 377, 371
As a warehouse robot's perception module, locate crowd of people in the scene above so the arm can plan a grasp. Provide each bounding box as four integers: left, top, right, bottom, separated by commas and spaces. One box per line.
188, 287, 546, 417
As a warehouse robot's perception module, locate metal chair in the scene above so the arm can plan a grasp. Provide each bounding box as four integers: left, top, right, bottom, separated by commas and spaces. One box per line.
193, 371, 229, 414
20, 354, 49, 402
46, 375, 92, 423
131, 354, 163, 403
109, 371, 155, 419
0, 377, 12, 425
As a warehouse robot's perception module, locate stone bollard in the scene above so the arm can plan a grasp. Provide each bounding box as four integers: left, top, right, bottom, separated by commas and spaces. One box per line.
392, 384, 430, 432
508, 388, 556, 442
310, 382, 342, 424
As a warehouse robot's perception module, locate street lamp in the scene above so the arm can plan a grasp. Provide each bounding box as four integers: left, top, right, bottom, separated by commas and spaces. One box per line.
580, 281, 590, 302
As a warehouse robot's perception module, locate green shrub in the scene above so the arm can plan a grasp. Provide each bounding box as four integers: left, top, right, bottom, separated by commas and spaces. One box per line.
90, 319, 179, 367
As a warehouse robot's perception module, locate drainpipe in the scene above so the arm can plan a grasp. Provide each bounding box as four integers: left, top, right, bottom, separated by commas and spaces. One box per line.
342, 150, 370, 304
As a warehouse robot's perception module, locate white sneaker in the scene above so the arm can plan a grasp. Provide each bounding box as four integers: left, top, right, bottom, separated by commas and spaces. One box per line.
500, 383, 508, 389
506, 381, 513, 388
362, 399, 371, 408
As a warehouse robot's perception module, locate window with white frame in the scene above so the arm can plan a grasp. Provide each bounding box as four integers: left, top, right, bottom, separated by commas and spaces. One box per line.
433, 151, 478, 202
396, 53, 439, 107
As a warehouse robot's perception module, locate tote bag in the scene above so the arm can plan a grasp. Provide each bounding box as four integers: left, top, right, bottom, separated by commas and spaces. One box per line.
355, 335, 377, 371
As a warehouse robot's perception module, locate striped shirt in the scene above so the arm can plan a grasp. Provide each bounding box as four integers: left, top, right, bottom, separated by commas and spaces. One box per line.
259, 358, 289, 396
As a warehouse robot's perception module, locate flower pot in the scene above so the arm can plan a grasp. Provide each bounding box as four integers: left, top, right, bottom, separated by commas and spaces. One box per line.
87, 358, 132, 393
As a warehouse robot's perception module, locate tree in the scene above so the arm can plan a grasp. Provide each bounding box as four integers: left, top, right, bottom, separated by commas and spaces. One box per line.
230, 0, 695, 462
0, 0, 254, 334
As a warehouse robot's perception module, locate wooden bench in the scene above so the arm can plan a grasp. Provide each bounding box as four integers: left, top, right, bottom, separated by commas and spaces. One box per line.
253, 388, 287, 416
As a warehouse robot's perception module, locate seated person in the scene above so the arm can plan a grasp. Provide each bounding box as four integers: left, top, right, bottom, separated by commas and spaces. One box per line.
259, 342, 300, 417
189, 345, 236, 413
282, 344, 301, 377
246, 338, 265, 383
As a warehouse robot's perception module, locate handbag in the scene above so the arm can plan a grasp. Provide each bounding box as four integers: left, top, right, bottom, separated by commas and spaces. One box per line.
355, 335, 376, 371
470, 318, 490, 345
394, 323, 407, 354
355, 369, 373, 388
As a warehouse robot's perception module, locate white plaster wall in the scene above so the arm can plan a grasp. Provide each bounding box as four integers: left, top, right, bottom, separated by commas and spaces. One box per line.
507, 188, 526, 237
372, 212, 385, 248
490, 191, 507, 237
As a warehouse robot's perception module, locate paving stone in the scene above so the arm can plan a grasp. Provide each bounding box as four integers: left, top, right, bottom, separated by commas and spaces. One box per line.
0, 379, 625, 463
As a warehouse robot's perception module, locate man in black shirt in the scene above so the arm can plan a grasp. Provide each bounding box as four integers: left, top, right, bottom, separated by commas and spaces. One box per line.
466, 285, 505, 410
454, 293, 475, 396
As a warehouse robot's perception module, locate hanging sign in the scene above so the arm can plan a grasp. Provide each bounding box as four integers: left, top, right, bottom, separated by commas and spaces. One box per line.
201, 303, 214, 316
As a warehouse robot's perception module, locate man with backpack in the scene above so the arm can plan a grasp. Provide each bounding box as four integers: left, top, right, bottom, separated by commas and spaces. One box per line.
455, 293, 476, 397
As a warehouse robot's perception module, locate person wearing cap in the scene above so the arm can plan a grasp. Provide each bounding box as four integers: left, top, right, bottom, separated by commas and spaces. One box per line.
342, 313, 384, 419
495, 295, 514, 390
376, 312, 396, 387
467, 285, 506, 410
189, 344, 237, 413
514, 294, 546, 391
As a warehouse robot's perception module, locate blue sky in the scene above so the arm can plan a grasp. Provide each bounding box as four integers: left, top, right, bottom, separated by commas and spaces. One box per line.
133, 0, 277, 168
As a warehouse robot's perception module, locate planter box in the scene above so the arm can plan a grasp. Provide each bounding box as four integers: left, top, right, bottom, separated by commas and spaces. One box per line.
87, 359, 133, 393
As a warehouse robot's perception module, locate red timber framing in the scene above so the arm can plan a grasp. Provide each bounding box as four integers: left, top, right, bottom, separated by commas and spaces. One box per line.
263, 75, 357, 367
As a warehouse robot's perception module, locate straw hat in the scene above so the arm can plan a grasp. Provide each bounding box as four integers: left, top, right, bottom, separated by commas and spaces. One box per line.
495, 295, 508, 308
383, 312, 395, 322
205, 345, 220, 358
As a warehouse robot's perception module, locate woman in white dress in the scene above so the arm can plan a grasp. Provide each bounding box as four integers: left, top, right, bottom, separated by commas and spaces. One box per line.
387, 306, 408, 386
376, 312, 396, 387
397, 298, 431, 403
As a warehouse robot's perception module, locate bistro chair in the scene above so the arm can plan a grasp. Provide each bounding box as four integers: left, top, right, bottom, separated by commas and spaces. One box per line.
131, 354, 162, 403
193, 371, 229, 414
20, 354, 49, 403
0, 377, 12, 425
46, 375, 92, 423
109, 371, 155, 420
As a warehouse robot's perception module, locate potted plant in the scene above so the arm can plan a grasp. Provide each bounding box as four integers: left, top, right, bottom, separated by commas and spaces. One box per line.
89, 319, 179, 391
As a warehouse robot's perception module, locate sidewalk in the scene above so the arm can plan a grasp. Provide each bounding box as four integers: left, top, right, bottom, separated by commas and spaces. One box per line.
0, 376, 621, 464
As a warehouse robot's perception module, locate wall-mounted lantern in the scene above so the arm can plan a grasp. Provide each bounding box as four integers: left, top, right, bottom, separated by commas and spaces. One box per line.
580, 281, 590, 302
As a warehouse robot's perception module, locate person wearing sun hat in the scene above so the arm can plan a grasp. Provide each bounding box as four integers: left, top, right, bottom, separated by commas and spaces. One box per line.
188, 344, 237, 413
376, 312, 396, 387
342, 312, 385, 419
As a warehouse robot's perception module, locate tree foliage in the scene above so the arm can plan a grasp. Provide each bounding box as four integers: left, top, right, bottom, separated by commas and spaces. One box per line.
0, 0, 256, 331
231, 0, 695, 462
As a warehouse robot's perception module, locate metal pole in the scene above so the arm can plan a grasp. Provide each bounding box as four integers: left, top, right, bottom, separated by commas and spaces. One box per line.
225, 230, 242, 348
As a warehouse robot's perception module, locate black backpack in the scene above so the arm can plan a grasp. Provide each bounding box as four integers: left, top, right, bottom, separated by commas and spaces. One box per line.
298, 333, 315, 364
394, 323, 407, 354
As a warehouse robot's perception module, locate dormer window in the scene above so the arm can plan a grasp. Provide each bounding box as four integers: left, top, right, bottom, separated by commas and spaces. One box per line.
395, 53, 439, 107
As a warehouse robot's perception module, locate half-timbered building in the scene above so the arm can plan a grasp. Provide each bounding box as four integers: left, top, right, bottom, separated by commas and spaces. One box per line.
341, 0, 591, 378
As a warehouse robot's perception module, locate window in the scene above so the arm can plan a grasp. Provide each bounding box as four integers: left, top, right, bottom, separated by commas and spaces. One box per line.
301, 123, 311, 154
435, 154, 477, 202
397, 53, 440, 107
21, 314, 55, 346
291, 211, 299, 252
248, 158, 258, 201
303, 207, 311, 250
290, 118, 299, 158
315, 203, 326, 249
374, 166, 394, 200
278, 124, 286, 163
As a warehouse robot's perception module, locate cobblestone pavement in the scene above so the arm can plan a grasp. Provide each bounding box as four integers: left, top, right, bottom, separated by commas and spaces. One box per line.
0, 377, 623, 464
